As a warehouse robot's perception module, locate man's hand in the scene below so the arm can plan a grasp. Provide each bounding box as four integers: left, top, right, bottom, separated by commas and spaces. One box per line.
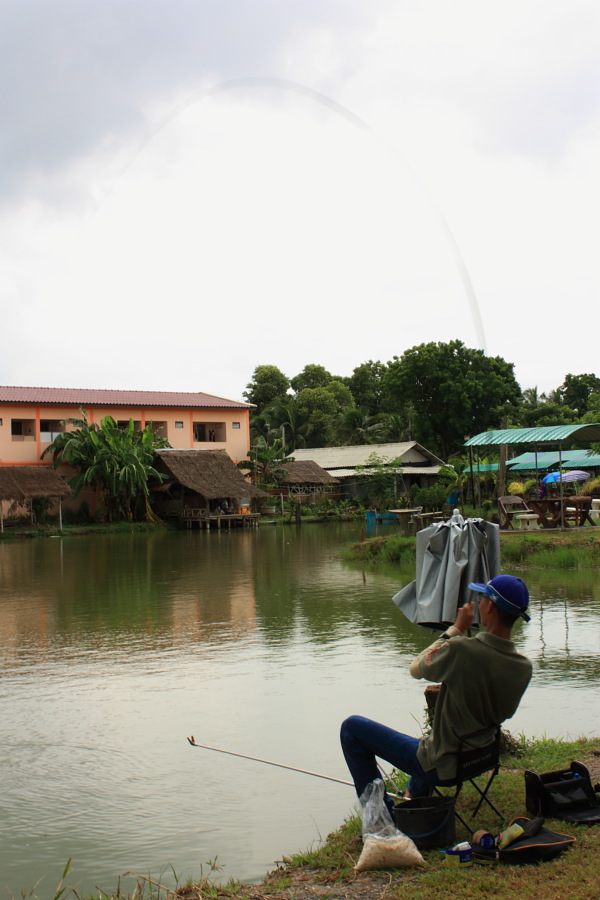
454, 600, 475, 633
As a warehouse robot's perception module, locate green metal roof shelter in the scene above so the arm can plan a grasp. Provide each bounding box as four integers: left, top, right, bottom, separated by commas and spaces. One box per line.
464, 424, 600, 446
563, 454, 600, 468
462, 463, 499, 473
504, 448, 600, 472
464, 424, 600, 528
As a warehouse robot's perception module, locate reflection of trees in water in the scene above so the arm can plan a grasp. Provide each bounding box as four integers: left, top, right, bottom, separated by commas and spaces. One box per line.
523, 581, 600, 688
2, 528, 600, 679
523, 567, 600, 605
531, 654, 600, 683
250, 526, 437, 656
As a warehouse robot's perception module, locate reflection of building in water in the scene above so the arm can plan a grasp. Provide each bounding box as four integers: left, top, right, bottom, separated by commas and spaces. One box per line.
169, 531, 257, 642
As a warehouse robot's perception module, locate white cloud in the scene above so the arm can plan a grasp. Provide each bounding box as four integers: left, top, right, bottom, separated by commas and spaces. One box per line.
1, 0, 599, 401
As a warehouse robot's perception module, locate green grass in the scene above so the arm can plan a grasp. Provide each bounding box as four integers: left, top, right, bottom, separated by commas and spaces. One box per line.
271, 735, 600, 900
500, 533, 600, 568
36, 736, 598, 899
345, 530, 600, 569
340, 534, 417, 564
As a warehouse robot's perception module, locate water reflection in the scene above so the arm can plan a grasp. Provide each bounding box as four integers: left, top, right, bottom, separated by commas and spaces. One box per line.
0, 526, 599, 896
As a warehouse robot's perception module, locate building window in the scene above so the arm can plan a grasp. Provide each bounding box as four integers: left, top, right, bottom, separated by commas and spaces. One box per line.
148, 421, 167, 437
232, 422, 241, 429
11, 419, 36, 441
175, 421, 184, 428
40, 419, 65, 442
193, 421, 226, 442
116, 420, 142, 431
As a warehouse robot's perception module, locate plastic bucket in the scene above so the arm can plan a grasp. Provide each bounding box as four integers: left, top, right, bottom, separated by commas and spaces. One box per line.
393, 796, 456, 849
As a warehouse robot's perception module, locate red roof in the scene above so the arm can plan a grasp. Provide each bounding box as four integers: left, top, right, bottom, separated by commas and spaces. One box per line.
0, 386, 252, 410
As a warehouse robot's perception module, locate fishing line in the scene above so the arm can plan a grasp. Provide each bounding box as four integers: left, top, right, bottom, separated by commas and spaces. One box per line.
187, 736, 403, 799
118, 76, 486, 351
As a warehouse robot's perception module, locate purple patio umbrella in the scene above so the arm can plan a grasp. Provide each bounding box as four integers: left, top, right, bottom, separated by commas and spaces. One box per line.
542, 470, 590, 484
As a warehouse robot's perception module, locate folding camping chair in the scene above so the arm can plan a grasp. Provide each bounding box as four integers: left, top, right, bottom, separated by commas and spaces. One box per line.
435, 726, 503, 832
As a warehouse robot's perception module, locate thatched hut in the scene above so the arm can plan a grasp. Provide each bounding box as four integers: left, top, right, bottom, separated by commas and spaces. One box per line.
277, 460, 340, 501
153, 449, 268, 517
0, 466, 72, 530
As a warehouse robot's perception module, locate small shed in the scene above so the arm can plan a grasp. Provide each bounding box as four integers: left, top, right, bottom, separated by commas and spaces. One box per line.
277, 460, 340, 500
153, 449, 268, 517
0, 466, 72, 530
288, 442, 444, 500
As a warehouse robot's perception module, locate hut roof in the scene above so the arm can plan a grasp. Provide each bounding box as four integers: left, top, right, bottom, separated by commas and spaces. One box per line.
0, 466, 72, 501
280, 460, 340, 485
155, 449, 268, 500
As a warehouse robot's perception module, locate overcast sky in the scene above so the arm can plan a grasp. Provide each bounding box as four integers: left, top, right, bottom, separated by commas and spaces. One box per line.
1, 0, 598, 403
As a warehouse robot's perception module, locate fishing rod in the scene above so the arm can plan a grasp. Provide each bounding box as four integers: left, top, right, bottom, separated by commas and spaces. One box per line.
186, 736, 403, 799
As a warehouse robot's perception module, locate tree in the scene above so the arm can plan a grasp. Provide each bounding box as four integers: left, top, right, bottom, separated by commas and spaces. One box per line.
237, 438, 290, 487
521, 386, 543, 409
346, 361, 388, 416
561, 373, 600, 415
263, 398, 312, 454
243, 365, 290, 413
290, 364, 332, 393
42, 413, 169, 522
334, 407, 384, 445
382, 340, 522, 458
323, 379, 354, 411
295, 387, 338, 447
519, 402, 577, 429
355, 452, 403, 508
378, 411, 413, 443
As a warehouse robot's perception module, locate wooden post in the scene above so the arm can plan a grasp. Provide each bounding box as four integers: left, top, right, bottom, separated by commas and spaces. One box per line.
497, 416, 508, 503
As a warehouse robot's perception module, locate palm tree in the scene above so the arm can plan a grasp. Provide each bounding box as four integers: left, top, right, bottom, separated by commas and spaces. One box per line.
42, 412, 169, 521
262, 398, 312, 454
237, 438, 290, 487
333, 407, 384, 445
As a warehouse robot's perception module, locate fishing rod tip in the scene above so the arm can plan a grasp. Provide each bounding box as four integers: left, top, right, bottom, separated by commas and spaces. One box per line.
187, 735, 196, 746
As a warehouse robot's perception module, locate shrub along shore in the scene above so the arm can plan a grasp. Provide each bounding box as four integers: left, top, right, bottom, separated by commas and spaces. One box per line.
343, 527, 600, 569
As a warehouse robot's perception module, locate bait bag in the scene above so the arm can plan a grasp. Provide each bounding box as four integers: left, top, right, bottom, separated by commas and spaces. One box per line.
354, 780, 425, 871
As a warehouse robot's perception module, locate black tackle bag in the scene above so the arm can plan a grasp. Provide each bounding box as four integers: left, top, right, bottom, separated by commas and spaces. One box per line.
471, 817, 575, 865
525, 761, 600, 824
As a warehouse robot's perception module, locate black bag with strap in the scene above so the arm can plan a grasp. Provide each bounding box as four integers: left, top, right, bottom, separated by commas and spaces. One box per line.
525, 761, 600, 824
471, 816, 575, 865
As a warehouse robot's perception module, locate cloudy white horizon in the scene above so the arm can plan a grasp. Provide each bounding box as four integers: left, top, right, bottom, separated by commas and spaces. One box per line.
1, 1, 598, 404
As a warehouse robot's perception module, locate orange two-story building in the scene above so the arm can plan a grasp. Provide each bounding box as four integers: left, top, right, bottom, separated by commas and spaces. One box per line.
0, 385, 254, 514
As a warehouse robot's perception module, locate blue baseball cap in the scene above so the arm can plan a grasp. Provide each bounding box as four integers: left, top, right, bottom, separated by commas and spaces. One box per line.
468, 575, 530, 622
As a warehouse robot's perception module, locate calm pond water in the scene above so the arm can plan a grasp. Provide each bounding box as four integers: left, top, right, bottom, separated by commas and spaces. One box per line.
0, 523, 599, 896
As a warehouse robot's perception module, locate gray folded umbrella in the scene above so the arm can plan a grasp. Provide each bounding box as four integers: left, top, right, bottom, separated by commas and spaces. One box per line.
392, 510, 500, 630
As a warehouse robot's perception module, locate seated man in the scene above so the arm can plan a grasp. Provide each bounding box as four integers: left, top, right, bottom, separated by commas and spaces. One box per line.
340, 574, 533, 803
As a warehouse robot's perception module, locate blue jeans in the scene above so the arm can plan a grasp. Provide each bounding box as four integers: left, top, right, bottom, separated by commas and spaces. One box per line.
340, 715, 454, 801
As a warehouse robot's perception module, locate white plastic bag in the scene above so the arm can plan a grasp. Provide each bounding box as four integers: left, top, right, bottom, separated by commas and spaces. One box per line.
354, 779, 425, 871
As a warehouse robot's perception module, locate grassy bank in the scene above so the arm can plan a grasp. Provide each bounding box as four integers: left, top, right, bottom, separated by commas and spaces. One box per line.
37, 736, 599, 899
0, 520, 169, 539
343, 529, 600, 569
